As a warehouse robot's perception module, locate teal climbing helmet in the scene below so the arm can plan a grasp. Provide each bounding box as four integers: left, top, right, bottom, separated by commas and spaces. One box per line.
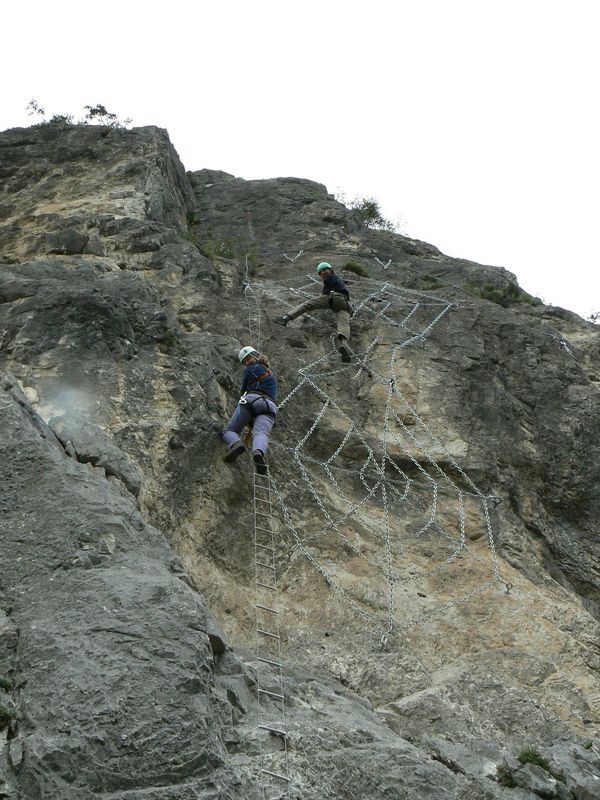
316, 262, 332, 274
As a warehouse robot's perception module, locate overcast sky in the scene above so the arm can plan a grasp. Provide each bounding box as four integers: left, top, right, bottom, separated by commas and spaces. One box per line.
2, 1, 598, 318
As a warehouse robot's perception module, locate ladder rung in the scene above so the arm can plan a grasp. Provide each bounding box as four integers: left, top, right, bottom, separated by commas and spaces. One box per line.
256, 561, 276, 570
256, 604, 278, 613
255, 497, 271, 504
258, 688, 285, 700
255, 543, 274, 551
258, 724, 287, 737
258, 656, 282, 668
256, 581, 276, 590
257, 628, 280, 639
255, 511, 271, 518
261, 768, 290, 782
255, 527, 273, 534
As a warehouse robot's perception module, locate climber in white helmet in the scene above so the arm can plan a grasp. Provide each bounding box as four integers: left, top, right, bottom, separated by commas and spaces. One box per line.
221, 346, 277, 475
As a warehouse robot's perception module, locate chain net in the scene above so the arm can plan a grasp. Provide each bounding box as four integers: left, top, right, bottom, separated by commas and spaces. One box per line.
245, 257, 507, 644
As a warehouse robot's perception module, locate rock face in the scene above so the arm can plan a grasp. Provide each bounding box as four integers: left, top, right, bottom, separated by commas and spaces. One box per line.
1, 124, 599, 799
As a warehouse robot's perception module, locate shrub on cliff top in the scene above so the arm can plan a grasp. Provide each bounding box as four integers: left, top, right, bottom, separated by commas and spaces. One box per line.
26, 98, 132, 128
350, 196, 396, 232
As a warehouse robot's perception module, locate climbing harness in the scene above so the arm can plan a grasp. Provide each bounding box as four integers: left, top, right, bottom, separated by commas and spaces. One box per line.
239, 392, 277, 419
246, 365, 274, 390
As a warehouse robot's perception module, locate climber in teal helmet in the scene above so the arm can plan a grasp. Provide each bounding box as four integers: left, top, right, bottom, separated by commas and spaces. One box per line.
274, 262, 353, 363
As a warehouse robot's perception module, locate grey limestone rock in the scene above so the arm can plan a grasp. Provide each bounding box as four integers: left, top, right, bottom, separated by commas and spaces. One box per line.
0, 383, 256, 799
49, 413, 143, 496
548, 743, 600, 800
44, 227, 89, 255
512, 763, 563, 798
1, 122, 599, 799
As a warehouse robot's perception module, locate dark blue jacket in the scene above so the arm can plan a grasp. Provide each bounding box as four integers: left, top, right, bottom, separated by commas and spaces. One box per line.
241, 363, 277, 401
321, 271, 349, 299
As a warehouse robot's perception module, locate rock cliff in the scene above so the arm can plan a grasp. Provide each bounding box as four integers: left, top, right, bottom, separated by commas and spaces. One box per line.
0, 124, 599, 799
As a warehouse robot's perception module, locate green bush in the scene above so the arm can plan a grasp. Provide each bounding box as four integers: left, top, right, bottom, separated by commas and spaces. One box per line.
46, 113, 75, 126
496, 747, 565, 787
522, 294, 543, 306
518, 746, 550, 768
182, 231, 198, 246
182, 229, 236, 261
349, 196, 396, 232
482, 281, 520, 305
517, 747, 564, 782
468, 280, 541, 308
421, 276, 443, 290
0, 704, 15, 731
496, 763, 517, 787
0, 676, 11, 691
343, 260, 370, 277
197, 239, 235, 260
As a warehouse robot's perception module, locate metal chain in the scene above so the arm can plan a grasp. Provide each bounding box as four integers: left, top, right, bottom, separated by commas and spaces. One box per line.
269, 469, 382, 632
282, 249, 303, 262
239, 261, 508, 647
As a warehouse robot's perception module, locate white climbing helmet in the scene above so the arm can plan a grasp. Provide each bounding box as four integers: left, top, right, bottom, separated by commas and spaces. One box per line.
238, 346, 258, 363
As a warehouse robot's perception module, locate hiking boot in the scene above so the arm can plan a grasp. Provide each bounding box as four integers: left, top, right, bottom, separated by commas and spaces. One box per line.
253, 450, 268, 476
338, 342, 351, 363
224, 443, 245, 463
273, 315, 290, 327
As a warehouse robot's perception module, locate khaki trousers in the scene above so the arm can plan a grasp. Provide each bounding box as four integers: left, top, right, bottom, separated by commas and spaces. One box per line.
287, 294, 351, 341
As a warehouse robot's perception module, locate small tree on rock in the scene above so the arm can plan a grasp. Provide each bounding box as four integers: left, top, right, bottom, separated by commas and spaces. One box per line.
349, 196, 397, 232
83, 104, 131, 128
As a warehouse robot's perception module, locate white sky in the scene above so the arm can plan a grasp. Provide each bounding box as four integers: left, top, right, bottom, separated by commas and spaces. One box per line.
2, 0, 598, 318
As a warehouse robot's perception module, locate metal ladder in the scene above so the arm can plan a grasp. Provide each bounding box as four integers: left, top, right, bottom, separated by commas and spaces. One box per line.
253, 464, 290, 795
243, 255, 262, 347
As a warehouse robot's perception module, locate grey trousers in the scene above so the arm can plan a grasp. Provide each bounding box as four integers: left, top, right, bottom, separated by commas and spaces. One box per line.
287, 294, 351, 341
222, 394, 276, 455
